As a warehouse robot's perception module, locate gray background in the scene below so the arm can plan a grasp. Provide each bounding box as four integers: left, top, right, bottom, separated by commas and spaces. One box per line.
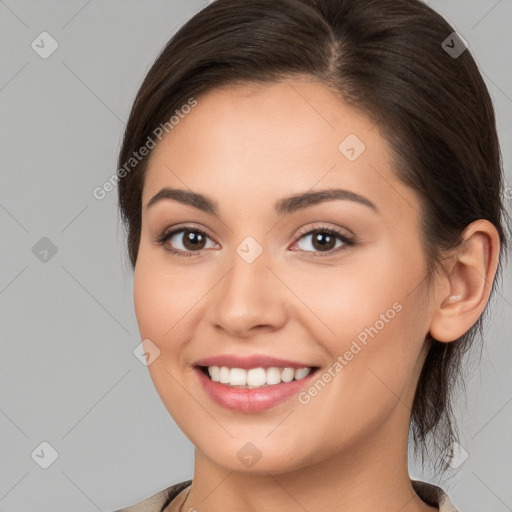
1, 1, 511, 511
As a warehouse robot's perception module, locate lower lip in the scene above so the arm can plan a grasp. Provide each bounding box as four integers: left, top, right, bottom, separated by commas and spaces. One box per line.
194, 367, 318, 412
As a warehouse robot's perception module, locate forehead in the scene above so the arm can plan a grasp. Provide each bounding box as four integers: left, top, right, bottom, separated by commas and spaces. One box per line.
142, 79, 417, 223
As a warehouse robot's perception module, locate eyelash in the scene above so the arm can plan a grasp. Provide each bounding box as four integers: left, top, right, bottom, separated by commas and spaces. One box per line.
155, 224, 355, 258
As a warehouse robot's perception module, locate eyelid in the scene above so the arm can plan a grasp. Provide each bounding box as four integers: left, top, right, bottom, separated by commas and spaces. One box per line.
294, 222, 354, 240
155, 222, 214, 243
155, 222, 355, 257
289, 224, 355, 257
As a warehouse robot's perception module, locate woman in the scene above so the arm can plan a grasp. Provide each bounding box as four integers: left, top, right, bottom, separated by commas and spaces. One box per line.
114, 0, 508, 510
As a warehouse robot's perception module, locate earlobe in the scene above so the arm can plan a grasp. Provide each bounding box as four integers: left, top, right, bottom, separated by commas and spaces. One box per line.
429, 220, 500, 343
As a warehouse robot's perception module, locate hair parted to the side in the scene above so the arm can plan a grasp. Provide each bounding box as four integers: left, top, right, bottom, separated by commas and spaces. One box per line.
117, 0, 509, 474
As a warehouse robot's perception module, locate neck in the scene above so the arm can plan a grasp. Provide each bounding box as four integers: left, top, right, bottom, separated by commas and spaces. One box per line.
180, 412, 436, 512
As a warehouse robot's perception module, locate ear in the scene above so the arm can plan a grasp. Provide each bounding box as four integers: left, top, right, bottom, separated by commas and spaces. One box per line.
429, 220, 501, 343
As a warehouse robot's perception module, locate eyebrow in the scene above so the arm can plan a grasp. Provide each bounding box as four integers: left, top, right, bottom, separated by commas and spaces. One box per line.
146, 187, 378, 216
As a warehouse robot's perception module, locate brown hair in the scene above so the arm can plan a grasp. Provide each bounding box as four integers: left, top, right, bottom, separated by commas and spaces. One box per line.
117, 0, 509, 473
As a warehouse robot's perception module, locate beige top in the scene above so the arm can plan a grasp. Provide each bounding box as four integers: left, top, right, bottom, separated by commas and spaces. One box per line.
114, 479, 459, 511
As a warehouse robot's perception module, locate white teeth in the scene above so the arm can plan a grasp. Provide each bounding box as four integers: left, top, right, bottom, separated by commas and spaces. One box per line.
247, 368, 267, 387
219, 366, 230, 384
266, 367, 282, 385
280, 367, 295, 383
229, 368, 247, 386
294, 367, 311, 380
209, 366, 220, 382
206, 366, 312, 388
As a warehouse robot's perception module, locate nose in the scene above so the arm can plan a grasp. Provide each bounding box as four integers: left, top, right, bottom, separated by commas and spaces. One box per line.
207, 243, 288, 339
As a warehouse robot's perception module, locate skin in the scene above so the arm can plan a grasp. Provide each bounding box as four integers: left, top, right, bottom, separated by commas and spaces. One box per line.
133, 78, 500, 512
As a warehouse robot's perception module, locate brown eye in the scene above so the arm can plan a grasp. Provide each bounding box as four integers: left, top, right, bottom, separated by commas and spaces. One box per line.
156, 226, 217, 256
308, 231, 337, 251
292, 227, 355, 257
177, 229, 208, 251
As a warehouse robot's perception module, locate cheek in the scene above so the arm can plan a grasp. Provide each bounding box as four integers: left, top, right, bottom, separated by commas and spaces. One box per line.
133, 255, 194, 422
133, 251, 204, 343
133, 260, 167, 341
294, 247, 428, 400
287, 255, 403, 345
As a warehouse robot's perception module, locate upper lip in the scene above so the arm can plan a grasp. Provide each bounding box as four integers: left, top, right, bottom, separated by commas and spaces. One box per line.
193, 354, 316, 370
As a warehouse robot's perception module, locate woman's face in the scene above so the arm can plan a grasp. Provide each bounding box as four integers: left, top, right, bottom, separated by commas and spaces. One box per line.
134, 79, 435, 474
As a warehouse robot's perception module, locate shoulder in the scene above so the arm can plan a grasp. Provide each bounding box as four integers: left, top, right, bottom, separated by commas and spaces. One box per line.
113, 478, 457, 512
412, 479, 459, 512
113, 479, 192, 512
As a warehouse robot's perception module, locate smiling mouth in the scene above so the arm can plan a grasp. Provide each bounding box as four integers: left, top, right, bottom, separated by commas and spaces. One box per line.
198, 365, 320, 389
